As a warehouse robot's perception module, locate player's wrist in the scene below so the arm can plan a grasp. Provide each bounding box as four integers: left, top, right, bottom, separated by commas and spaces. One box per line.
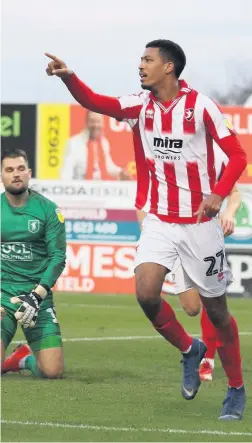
30, 292, 43, 307
222, 209, 235, 219
62, 70, 74, 82
211, 192, 223, 201
33, 284, 49, 300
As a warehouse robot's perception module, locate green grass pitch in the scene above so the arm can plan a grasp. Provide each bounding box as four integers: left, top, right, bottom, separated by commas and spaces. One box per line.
1, 293, 252, 442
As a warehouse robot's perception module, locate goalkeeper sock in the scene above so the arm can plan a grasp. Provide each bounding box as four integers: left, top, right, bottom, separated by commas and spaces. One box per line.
20, 355, 43, 377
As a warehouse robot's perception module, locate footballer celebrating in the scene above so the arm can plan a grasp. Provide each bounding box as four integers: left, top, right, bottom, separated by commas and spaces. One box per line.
45, 39, 247, 419
1, 149, 66, 378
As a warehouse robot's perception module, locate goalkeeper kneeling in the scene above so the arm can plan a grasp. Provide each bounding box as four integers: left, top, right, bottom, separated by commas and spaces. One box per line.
1, 149, 66, 379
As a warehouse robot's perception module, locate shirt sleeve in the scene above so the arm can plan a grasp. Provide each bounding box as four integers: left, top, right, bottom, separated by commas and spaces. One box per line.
203, 97, 247, 198
213, 144, 228, 181
63, 74, 142, 124
39, 204, 66, 290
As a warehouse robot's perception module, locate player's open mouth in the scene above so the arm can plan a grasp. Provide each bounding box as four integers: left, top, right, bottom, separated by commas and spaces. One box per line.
139, 73, 147, 82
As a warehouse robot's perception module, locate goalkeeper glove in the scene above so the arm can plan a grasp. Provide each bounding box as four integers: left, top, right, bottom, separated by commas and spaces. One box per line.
11, 290, 44, 328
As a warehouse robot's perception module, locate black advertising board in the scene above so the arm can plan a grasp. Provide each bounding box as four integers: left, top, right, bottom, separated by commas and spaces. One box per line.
1, 104, 37, 176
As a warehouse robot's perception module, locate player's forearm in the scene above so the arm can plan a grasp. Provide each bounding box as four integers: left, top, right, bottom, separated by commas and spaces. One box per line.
63, 74, 122, 119
39, 255, 66, 291
225, 188, 241, 217
213, 136, 247, 199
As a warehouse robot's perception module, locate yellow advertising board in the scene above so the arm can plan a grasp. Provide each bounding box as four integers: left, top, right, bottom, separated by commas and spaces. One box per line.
37, 104, 70, 179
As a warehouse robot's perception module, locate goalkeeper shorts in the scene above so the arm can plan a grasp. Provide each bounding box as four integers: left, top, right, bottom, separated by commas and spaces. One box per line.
1, 287, 62, 353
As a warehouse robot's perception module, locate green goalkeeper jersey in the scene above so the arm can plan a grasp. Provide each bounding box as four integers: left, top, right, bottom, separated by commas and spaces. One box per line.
1, 190, 66, 292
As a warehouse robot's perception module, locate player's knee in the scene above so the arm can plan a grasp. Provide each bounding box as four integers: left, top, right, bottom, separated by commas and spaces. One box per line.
183, 304, 201, 317
136, 287, 159, 305
40, 366, 64, 379
179, 289, 200, 317
135, 275, 161, 320
184, 306, 200, 317
136, 284, 161, 321
135, 264, 166, 320
135, 266, 164, 302
37, 358, 64, 379
136, 281, 159, 306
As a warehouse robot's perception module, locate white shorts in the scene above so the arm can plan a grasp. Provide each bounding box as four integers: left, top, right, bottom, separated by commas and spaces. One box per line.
135, 214, 231, 298
171, 258, 233, 295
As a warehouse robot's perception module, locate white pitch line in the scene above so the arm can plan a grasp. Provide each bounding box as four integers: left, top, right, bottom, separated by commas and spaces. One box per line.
58, 302, 185, 312
11, 335, 163, 344
1, 420, 252, 437
59, 302, 139, 310
12, 331, 252, 344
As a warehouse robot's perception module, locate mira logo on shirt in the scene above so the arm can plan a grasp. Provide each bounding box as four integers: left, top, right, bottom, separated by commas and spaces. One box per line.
1, 243, 33, 261
153, 137, 183, 160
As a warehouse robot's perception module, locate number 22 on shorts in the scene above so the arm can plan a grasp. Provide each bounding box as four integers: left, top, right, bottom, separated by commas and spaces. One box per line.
204, 249, 224, 277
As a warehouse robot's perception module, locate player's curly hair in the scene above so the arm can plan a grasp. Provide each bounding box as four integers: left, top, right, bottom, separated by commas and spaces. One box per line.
1, 148, 29, 167
146, 39, 186, 78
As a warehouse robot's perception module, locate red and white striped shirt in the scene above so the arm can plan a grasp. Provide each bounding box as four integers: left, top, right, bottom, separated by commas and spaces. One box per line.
214, 144, 228, 181
64, 75, 247, 224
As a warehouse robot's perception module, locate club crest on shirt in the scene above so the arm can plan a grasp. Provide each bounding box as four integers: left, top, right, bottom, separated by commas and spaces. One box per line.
145, 109, 154, 119
184, 108, 194, 121
28, 220, 40, 233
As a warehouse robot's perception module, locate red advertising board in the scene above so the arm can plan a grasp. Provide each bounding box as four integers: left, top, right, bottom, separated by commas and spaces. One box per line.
54, 242, 136, 294
224, 107, 252, 183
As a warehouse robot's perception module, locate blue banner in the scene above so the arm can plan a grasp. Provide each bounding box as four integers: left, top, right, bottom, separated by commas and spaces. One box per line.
65, 219, 140, 242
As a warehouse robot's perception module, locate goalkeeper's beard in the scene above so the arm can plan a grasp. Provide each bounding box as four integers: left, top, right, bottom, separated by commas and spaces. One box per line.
5, 184, 28, 195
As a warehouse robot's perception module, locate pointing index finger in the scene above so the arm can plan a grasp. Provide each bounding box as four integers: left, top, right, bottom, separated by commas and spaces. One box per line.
194, 203, 204, 224
45, 52, 60, 62
196, 210, 204, 224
